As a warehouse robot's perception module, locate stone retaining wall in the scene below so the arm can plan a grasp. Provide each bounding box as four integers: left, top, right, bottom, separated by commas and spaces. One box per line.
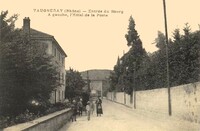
4, 109, 72, 131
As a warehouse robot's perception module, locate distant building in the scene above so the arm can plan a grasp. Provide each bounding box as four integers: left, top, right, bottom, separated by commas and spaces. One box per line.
81, 69, 112, 97
22, 17, 67, 103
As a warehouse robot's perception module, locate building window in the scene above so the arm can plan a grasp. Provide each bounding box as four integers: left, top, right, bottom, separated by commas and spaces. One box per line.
62, 57, 64, 65
62, 73, 64, 84
60, 73, 62, 83
59, 90, 61, 101
52, 45, 54, 55
56, 50, 59, 60
62, 91, 64, 99
58, 73, 60, 82
52, 46, 57, 57
54, 48, 56, 57
59, 53, 60, 61
52, 45, 56, 57
63, 75, 65, 85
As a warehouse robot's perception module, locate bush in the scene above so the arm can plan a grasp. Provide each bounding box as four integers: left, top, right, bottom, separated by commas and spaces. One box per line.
14, 109, 38, 123
0, 109, 39, 129
44, 102, 70, 115
0, 102, 70, 129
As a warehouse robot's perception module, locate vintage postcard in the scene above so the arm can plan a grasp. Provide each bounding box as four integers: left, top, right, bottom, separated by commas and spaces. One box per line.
0, 0, 200, 131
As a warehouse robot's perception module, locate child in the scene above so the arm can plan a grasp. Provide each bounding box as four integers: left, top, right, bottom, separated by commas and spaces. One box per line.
86, 101, 90, 121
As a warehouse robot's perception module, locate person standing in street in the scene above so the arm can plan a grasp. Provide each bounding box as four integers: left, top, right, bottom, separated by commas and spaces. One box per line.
86, 101, 91, 121
77, 99, 83, 116
90, 101, 95, 115
95, 97, 103, 117
71, 100, 77, 122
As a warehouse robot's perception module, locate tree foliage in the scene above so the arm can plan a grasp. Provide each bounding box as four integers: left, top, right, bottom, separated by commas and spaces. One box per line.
111, 16, 147, 94
110, 16, 200, 93
65, 68, 85, 101
0, 11, 60, 116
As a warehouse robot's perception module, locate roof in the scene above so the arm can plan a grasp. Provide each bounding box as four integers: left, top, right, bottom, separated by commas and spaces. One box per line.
21, 28, 67, 57
81, 69, 112, 81
30, 28, 53, 38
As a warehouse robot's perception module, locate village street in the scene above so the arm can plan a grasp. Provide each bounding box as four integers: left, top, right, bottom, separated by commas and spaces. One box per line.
59, 99, 199, 131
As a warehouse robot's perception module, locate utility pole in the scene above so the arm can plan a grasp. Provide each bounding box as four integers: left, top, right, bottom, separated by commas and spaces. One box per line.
123, 70, 126, 105
87, 71, 91, 93
163, 0, 172, 116
54, 89, 57, 104
119, 60, 126, 105
0, 13, 2, 45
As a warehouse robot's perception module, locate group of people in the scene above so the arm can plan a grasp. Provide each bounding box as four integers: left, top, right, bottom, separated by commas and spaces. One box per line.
70, 97, 103, 122
70, 98, 83, 122
86, 97, 103, 120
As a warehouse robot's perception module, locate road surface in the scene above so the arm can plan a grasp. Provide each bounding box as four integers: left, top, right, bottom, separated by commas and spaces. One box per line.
59, 99, 199, 131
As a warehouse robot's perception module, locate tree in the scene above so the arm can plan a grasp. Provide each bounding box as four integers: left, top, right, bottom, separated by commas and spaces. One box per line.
0, 11, 60, 116
183, 23, 191, 38
155, 31, 166, 50
149, 25, 200, 88
111, 18, 200, 96
110, 57, 122, 92
0, 11, 20, 116
124, 16, 147, 93
172, 28, 181, 42
169, 25, 199, 85
111, 16, 148, 94
65, 68, 85, 101
125, 16, 141, 48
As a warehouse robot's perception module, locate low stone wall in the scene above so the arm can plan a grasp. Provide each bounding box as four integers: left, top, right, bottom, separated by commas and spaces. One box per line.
107, 82, 200, 124
115, 92, 124, 104
107, 92, 115, 101
125, 93, 132, 107
171, 83, 200, 123
4, 109, 72, 131
107, 92, 112, 100
137, 88, 168, 115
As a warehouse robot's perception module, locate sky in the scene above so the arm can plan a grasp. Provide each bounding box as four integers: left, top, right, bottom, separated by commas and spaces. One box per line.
1, 0, 200, 71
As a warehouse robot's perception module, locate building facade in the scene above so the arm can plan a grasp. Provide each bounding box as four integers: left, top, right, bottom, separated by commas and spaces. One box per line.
81, 69, 111, 98
22, 17, 67, 103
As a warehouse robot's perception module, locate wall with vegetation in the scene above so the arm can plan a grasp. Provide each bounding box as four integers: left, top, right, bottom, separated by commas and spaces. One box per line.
4, 109, 72, 131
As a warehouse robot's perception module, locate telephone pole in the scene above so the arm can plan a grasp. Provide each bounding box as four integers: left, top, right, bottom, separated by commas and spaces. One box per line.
87, 71, 91, 93
163, 0, 172, 116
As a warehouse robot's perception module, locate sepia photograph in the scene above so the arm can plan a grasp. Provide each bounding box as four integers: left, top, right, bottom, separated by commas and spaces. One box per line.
0, 0, 200, 130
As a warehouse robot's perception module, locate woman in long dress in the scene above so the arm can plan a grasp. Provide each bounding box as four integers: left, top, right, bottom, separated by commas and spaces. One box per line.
95, 97, 103, 116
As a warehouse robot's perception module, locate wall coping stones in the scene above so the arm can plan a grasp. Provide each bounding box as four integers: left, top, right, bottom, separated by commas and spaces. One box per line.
4, 108, 71, 131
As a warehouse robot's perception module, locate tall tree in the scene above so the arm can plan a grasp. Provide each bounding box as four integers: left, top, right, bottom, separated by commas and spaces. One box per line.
172, 28, 181, 42
125, 16, 141, 48
110, 16, 149, 94
111, 16, 147, 94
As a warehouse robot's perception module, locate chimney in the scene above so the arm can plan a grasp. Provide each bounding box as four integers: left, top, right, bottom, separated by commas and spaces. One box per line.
23, 17, 30, 35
